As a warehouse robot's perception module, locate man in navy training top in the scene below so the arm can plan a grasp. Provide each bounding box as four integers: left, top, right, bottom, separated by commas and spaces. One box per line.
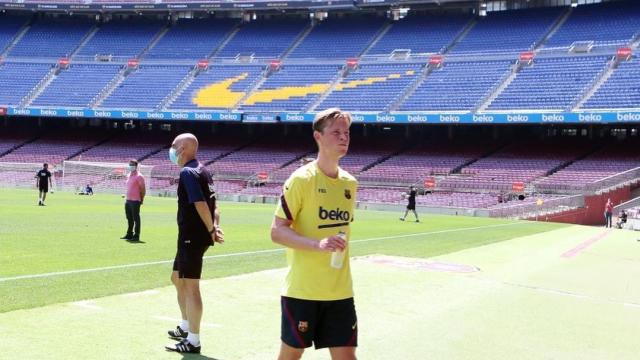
165, 133, 224, 354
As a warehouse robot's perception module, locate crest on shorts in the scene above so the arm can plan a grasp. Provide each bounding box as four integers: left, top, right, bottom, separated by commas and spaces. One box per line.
344, 189, 351, 199
298, 321, 309, 333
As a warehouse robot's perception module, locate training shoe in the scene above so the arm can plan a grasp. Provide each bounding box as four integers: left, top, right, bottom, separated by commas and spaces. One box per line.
399, 218, 405, 221
120, 235, 133, 240
416, 220, 420, 223
128, 236, 140, 242
168, 326, 188, 340
165, 339, 200, 354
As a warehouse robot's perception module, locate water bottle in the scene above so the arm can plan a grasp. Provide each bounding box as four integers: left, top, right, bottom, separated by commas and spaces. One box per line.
330, 231, 347, 269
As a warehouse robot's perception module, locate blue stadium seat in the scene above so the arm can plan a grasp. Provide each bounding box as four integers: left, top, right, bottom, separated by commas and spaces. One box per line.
216, 19, 307, 59
77, 19, 164, 58
400, 61, 512, 111
545, 0, 640, 49
240, 65, 340, 112
452, 7, 564, 54
582, 57, 640, 110
488, 57, 608, 110
367, 14, 471, 55
10, 17, 93, 58
146, 18, 237, 60
169, 65, 264, 110
0, 62, 52, 106
100, 65, 191, 110
32, 64, 121, 108
289, 17, 385, 59
320, 63, 422, 112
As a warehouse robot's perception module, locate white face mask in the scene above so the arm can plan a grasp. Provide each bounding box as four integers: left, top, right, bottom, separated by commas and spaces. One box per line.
128, 165, 136, 172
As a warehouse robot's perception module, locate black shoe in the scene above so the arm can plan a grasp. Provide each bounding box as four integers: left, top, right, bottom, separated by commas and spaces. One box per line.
165, 339, 200, 354
399, 218, 405, 221
168, 326, 188, 340
120, 235, 133, 240
128, 236, 140, 242
416, 220, 420, 223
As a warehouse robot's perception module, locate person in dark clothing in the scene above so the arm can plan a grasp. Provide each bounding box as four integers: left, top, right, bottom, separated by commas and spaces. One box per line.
616, 210, 628, 229
35, 163, 53, 206
165, 133, 224, 354
400, 185, 419, 222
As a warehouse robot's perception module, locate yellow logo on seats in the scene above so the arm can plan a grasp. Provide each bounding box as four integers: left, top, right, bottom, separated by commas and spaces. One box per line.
192, 70, 416, 108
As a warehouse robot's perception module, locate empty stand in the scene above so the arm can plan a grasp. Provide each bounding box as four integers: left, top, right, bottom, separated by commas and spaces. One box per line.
451, 8, 564, 54
0, 15, 28, 54
9, 16, 93, 58
32, 64, 121, 107
240, 65, 340, 112
77, 19, 164, 58
400, 60, 511, 111
367, 14, 470, 55
544, 1, 640, 49
146, 18, 237, 60
100, 65, 191, 109
582, 56, 640, 110
216, 18, 307, 59
0, 62, 52, 106
488, 56, 608, 111
289, 17, 385, 59
169, 65, 264, 110
320, 63, 421, 111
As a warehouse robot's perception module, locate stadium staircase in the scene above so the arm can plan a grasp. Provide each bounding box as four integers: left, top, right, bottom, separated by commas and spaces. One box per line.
307, 67, 347, 112
541, 143, 604, 179
204, 137, 261, 167
360, 145, 411, 173
0, 17, 33, 57
209, 24, 242, 58
441, 18, 477, 53
533, 7, 572, 49
69, 25, 100, 58
66, 133, 116, 161
573, 56, 619, 110
20, 67, 58, 107
387, 62, 437, 112
159, 65, 200, 110
0, 134, 41, 158
280, 22, 315, 59
477, 62, 520, 112
138, 144, 170, 162
233, 67, 272, 110
139, 25, 171, 59
451, 143, 507, 174
359, 22, 393, 56
89, 66, 129, 108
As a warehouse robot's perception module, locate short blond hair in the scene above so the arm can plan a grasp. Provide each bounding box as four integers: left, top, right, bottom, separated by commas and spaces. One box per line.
313, 108, 352, 133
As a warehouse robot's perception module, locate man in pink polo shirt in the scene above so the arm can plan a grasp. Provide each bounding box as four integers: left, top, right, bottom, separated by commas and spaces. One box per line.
121, 159, 146, 242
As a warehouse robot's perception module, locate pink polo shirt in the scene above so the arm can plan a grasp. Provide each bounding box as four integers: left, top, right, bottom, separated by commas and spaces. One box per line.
126, 172, 145, 201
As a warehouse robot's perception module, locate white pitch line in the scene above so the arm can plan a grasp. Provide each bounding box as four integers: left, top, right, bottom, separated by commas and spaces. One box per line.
0, 222, 523, 283
72, 300, 103, 310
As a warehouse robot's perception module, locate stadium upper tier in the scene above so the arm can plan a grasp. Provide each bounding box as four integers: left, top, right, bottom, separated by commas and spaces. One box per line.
0, 1, 638, 112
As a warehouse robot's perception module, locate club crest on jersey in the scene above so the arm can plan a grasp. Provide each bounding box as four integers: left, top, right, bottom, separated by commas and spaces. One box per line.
344, 189, 351, 199
298, 321, 309, 333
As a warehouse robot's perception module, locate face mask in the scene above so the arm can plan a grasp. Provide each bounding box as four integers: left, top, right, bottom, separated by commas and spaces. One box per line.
169, 148, 179, 165
128, 165, 136, 172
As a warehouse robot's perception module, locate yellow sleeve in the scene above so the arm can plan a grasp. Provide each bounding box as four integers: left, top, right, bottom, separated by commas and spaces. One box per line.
275, 175, 303, 221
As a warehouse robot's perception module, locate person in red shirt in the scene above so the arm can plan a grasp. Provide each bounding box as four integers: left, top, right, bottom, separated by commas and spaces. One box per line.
604, 198, 613, 228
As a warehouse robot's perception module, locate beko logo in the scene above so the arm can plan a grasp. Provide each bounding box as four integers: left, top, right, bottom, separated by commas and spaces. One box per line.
319, 206, 351, 222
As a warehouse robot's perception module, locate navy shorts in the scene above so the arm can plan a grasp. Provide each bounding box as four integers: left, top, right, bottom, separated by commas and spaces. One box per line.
281, 296, 358, 349
172, 237, 209, 279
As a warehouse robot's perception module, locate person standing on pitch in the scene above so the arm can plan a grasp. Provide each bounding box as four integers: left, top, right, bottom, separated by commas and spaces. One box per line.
604, 198, 613, 228
165, 133, 224, 354
35, 163, 53, 206
400, 185, 419, 222
271, 108, 359, 360
121, 159, 146, 241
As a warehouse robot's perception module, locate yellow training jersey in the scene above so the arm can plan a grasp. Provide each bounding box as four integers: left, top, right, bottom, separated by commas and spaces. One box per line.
275, 160, 358, 301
